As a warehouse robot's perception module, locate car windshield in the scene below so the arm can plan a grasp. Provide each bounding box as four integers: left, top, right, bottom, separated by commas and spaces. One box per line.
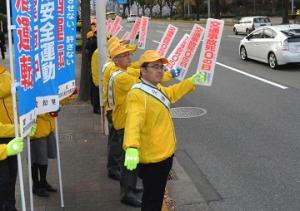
254, 18, 270, 23
281, 29, 300, 37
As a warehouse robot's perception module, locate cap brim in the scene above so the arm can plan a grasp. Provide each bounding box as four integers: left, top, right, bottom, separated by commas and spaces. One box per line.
148, 57, 168, 64
112, 48, 132, 58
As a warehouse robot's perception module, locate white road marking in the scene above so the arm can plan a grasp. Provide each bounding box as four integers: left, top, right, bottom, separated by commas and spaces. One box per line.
182, 29, 191, 32
152, 40, 160, 44
156, 30, 164, 34
227, 35, 244, 39
216, 62, 289, 90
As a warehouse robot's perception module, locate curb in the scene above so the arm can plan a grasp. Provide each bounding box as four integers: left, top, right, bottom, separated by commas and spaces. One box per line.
167, 157, 210, 211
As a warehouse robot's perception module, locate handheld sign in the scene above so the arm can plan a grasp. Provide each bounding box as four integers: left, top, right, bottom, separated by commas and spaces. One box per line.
129, 17, 141, 42
121, 31, 130, 41
166, 33, 190, 70
109, 15, 122, 35
177, 24, 204, 80
196, 18, 224, 86
106, 18, 113, 35
156, 24, 178, 57
138, 16, 149, 49
111, 24, 123, 36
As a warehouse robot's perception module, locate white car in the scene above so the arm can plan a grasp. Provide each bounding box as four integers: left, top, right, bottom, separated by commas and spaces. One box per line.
127, 14, 137, 23
239, 25, 300, 69
233, 16, 272, 35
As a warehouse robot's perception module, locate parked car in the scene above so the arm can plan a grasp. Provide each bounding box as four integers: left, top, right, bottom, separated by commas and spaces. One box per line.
127, 14, 137, 23
239, 24, 300, 69
233, 16, 272, 35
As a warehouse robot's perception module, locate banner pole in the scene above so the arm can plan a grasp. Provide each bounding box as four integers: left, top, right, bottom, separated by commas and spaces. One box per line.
5, 0, 27, 210
55, 117, 65, 207
27, 136, 34, 211
96, 0, 108, 134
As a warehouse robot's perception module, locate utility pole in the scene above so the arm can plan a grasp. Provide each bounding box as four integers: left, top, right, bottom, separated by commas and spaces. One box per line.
291, 0, 294, 14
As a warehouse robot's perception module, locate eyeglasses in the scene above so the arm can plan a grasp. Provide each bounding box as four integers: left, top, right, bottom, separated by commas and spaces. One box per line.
146, 64, 164, 70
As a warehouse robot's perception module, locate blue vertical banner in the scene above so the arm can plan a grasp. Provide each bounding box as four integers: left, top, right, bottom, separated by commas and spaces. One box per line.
56, 0, 77, 100
11, 0, 36, 137
116, 0, 128, 4
34, 0, 59, 114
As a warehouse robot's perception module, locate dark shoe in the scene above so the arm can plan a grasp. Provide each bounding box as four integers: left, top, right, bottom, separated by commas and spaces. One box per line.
132, 187, 143, 194
44, 182, 57, 192
121, 196, 142, 207
33, 185, 50, 197
108, 170, 121, 181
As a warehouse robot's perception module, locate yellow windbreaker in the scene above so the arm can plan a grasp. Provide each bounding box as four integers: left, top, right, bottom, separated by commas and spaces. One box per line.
0, 66, 14, 127
123, 78, 196, 163
31, 113, 55, 139
91, 49, 99, 87
0, 144, 7, 160
0, 122, 15, 160
112, 71, 140, 130
102, 61, 119, 112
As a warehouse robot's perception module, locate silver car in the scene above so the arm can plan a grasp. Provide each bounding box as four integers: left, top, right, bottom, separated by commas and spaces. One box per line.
239, 24, 300, 69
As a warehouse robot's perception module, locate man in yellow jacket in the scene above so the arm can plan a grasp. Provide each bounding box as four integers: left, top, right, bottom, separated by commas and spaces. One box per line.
107, 42, 143, 207
0, 124, 24, 211
123, 50, 203, 211
0, 65, 26, 211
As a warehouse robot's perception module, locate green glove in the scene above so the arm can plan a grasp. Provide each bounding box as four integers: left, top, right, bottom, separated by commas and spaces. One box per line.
30, 124, 37, 137
191, 72, 206, 85
7, 137, 24, 156
124, 148, 139, 171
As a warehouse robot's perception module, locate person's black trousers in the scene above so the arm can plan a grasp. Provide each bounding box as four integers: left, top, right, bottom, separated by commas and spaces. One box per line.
0, 45, 5, 59
139, 156, 173, 211
106, 111, 121, 174
119, 130, 139, 199
0, 138, 18, 211
91, 82, 100, 113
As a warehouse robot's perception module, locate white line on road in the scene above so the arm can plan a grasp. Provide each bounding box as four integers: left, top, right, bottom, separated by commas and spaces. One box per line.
216, 62, 289, 90
182, 29, 191, 32
152, 40, 160, 44
156, 30, 164, 34
227, 35, 243, 39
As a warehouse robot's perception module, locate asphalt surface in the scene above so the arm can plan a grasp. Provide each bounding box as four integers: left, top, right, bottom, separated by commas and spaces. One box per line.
121, 18, 300, 211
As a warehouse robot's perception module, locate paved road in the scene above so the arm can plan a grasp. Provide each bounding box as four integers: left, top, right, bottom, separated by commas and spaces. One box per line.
121, 20, 300, 211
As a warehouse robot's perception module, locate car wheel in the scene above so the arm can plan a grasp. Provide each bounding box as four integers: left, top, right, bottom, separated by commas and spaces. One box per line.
240, 46, 248, 60
233, 27, 238, 35
268, 52, 278, 69
246, 28, 250, 34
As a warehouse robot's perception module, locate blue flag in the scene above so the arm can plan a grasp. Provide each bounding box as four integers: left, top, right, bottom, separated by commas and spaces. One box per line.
56, 0, 77, 100
11, 0, 36, 137
34, 0, 59, 115
117, 0, 128, 5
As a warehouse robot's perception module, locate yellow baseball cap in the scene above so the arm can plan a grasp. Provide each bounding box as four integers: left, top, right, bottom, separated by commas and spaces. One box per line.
139, 50, 168, 66
109, 43, 132, 59
107, 36, 121, 47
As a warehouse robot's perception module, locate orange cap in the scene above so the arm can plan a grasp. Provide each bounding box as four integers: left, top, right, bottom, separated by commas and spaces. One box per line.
109, 43, 132, 59
139, 50, 168, 66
